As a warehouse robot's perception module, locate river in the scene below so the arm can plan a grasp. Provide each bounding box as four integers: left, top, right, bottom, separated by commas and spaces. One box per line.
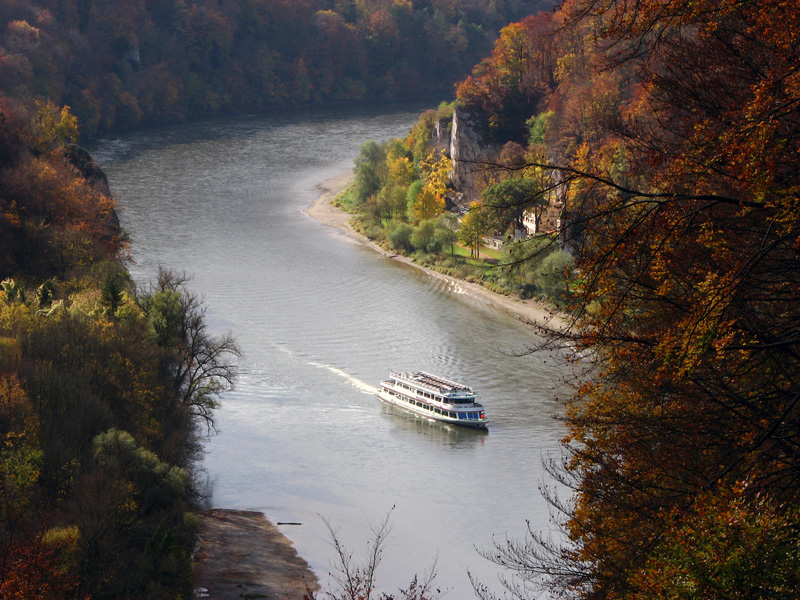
93, 104, 573, 598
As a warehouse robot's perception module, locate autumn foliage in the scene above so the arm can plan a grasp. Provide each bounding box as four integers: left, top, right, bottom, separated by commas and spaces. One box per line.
449, 0, 800, 598
0, 0, 552, 136
0, 99, 239, 598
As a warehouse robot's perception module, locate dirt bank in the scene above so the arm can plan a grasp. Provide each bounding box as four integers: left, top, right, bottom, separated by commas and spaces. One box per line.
304, 174, 570, 333
195, 509, 319, 600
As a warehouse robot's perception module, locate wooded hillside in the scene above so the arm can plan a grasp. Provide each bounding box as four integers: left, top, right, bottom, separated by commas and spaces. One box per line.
0, 101, 240, 597
439, 1, 800, 598
0, 0, 553, 136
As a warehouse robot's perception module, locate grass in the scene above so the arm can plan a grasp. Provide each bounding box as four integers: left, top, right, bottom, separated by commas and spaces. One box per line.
333, 185, 359, 214
450, 243, 502, 262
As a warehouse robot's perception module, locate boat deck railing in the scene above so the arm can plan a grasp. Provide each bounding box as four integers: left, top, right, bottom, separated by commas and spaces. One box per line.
389, 370, 475, 396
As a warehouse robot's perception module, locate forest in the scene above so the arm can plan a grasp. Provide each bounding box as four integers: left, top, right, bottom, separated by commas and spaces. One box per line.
0, 1, 558, 599
0, 95, 240, 598
402, 0, 799, 598
0, 0, 551, 136
2, 0, 800, 598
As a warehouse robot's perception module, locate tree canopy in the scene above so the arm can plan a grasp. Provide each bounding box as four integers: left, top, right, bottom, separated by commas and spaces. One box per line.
0, 0, 552, 136
0, 96, 238, 599
453, 1, 800, 598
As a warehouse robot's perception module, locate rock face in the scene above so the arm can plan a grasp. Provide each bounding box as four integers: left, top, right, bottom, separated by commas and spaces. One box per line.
448, 105, 497, 209
66, 144, 111, 196
430, 114, 451, 154
66, 143, 120, 229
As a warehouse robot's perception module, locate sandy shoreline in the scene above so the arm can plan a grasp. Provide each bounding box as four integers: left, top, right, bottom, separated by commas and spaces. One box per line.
304, 173, 568, 332
195, 509, 319, 600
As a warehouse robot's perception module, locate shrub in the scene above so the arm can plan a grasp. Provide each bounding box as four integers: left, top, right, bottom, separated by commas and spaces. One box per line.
388, 223, 414, 253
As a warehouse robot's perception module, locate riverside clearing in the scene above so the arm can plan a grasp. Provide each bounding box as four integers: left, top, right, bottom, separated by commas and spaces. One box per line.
304, 173, 569, 333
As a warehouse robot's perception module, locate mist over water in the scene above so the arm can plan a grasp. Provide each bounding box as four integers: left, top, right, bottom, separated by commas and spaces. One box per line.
94, 105, 573, 598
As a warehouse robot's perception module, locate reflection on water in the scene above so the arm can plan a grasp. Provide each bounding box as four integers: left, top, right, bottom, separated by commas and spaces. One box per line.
94, 105, 573, 598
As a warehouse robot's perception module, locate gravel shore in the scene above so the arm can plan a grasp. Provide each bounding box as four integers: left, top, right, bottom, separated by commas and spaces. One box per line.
304, 173, 569, 332
195, 509, 319, 600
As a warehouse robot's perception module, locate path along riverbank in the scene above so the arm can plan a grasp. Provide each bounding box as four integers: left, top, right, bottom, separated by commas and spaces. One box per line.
304, 173, 570, 333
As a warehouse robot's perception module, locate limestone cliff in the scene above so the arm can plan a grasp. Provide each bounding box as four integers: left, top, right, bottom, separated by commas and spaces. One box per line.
448, 105, 498, 209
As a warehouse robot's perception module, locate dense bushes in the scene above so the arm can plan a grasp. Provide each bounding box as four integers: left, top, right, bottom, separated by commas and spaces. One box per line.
0, 99, 238, 599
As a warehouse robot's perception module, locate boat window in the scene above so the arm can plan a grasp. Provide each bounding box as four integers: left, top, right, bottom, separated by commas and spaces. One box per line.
458, 413, 465, 419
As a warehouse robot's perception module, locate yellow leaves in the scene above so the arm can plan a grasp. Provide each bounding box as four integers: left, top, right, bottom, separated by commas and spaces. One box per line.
494, 22, 530, 83
8, 20, 40, 45
566, 142, 592, 209
411, 185, 445, 223
0, 375, 39, 441
0, 375, 42, 514
387, 154, 414, 189
43, 525, 80, 549
120, 497, 138, 515
555, 52, 577, 83
458, 201, 488, 258
419, 148, 451, 197
43, 526, 81, 570
33, 100, 79, 151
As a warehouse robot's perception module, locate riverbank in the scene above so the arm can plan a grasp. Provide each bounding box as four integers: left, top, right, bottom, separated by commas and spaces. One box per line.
195, 509, 319, 600
305, 174, 569, 332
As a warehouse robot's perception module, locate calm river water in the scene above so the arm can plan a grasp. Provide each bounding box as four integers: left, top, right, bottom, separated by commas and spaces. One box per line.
93, 105, 572, 598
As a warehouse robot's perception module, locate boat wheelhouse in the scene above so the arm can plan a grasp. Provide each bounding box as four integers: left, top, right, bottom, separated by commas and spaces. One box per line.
377, 371, 489, 428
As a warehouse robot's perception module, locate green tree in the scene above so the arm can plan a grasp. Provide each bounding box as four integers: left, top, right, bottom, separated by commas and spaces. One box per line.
481, 177, 545, 235
435, 212, 460, 259
99, 273, 124, 318
387, 222, 414, 253
354, 162, 381, 206
411, 220, 441, 253
534, 248, 572, 303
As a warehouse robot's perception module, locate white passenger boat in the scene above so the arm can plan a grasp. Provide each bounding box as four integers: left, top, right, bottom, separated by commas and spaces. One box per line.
377, 371, 489, 428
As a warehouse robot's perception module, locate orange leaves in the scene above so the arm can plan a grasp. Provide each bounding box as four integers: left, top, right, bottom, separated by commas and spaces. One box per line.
456, 13, 558, 142
628, 483, 800, 600
466, 2, 800, 596
0, 533, 85, 600
0, 100, 122, 278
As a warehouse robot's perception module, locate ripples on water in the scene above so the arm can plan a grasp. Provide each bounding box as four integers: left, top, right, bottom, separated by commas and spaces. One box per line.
94, 105, 573, 598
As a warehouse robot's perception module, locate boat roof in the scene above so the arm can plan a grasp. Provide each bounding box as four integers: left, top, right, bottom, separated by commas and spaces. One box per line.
390, 371, 475, 396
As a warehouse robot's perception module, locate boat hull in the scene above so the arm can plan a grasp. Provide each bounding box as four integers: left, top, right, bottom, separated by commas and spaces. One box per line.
376, 389, 489, 429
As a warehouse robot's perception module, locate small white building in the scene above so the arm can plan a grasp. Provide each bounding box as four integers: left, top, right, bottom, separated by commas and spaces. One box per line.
522, 199, 564, 236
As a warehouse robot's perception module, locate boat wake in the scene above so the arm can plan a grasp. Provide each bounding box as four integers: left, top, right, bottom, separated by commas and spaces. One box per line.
309, 362, 378, 395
